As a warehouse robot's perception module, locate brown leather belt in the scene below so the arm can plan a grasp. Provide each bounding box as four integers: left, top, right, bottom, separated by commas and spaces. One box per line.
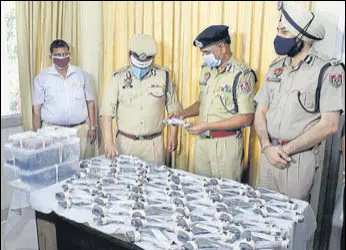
117, 130, 162, 140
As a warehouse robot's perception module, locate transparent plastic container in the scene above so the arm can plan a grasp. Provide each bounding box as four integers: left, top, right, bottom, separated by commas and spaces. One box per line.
18, 160, 79, 187
21, 136, 45, 149
4, 143, 60, 171
8, 131, 38, 148
38, 126, 78, 143
3, 163, 19, 184
61, 137, 80, 162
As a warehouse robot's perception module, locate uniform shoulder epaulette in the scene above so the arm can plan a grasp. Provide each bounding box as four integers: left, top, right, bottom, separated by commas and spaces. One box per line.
241, 67, 252, 75
269, 57, 286, 67
112, 66, 129, 77
315, 53, 343, 67
329, 58, 342, 66
152, 65, 169, 73
201, 63, 208, 68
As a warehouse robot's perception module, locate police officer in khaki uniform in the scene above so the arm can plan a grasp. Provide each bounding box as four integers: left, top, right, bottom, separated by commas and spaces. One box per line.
100, 34, 180, 164
172, 25, 257, 181
254, 1, 345, 201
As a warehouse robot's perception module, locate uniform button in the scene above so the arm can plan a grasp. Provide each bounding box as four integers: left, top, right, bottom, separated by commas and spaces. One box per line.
140, 122, 143, 125
140, 106, 143, 110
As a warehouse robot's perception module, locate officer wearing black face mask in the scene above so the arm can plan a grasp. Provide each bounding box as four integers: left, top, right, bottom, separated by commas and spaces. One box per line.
254, 1, 345, 202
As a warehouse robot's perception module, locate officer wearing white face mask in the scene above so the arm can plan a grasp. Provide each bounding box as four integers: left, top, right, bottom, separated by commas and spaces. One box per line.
33, 39, 96, 160
171, 25, 257, 181
100, 34, 180, 164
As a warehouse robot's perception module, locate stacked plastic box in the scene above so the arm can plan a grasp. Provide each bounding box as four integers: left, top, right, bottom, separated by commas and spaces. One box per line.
4, 126, 80, 187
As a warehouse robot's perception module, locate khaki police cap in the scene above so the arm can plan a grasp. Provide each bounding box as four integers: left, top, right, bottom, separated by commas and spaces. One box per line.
130, 34, 157, 60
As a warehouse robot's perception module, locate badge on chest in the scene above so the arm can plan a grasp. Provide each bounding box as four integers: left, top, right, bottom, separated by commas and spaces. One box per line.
217, 83, 231, 93
266, 67, 283, 82
200, 72, 211, 86
122, 71, 133, 89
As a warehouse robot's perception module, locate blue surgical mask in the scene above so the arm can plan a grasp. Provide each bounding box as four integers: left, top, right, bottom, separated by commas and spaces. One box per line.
274, 35, 297, 55
202, 52, 221, 68
131, 66, 150, 79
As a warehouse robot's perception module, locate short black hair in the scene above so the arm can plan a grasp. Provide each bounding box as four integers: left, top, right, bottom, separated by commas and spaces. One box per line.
50, 39, 70, 54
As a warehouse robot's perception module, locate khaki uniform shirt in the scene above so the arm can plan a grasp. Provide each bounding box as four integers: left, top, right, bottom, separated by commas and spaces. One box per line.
100, 65, 180, 135
198, 55, 256, 124
254, 47, 345, 140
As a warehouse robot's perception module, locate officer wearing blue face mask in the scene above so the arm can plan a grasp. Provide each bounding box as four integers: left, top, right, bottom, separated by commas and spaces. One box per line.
170, 25, 257, 181
254, 1, 345, 202
100, 34, 180, 164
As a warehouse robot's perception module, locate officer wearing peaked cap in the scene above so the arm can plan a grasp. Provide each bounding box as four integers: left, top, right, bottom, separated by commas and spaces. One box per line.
254, 1, 345, 201
171, 25, 257, 181
100, 34, 180, 164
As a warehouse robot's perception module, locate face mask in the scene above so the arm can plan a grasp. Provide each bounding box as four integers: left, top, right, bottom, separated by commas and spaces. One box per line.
202, 52, 221, 68
274, 36, 304, 57
131, 65, 150, 79
52, 55, 70, 69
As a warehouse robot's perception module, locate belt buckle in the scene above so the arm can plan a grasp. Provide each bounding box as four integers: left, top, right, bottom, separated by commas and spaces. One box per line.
201, 130, 211, 139
136, 135, 145, 140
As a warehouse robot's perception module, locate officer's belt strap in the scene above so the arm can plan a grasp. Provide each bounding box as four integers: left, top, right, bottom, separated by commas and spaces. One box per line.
203, 130, 240, 139
269, 136, 290, 146
117, 130, 162, 140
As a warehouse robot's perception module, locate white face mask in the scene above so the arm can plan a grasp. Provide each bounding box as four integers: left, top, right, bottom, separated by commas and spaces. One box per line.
202, 52, 221, 68
130, 55, 153, 68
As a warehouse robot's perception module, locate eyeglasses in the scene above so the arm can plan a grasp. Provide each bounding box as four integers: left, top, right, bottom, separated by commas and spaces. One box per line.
52, 52, 69, 57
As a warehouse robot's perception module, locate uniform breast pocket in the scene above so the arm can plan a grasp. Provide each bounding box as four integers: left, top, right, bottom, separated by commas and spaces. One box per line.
73, 86, 85, 100
268, 84, 281, 106
218, 92, 235, 113
149, 88, 165, 98
296, 90, 316, 110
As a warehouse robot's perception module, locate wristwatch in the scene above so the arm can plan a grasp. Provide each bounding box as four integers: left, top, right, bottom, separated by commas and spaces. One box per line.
89, 126, 97, 131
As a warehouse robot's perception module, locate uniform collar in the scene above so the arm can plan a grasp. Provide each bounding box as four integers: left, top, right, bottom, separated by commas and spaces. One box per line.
283, 46, 317, 71
48, 64, 76, 77
213, 54, 234, 74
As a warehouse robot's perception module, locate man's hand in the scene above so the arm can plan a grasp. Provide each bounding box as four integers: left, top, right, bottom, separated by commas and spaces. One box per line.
168, 111, 184, 119
88, 129, 97, 144
105, 142, 118, 158
264, 146, 291, 168
187, 122, 208, 135
168, 136, 178, 152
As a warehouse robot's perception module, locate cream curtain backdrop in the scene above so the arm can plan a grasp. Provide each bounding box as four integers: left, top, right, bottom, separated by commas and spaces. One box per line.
99, 1, 314, 186
16, 1, 80, 131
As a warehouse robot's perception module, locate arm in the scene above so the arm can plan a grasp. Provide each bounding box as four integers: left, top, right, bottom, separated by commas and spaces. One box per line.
100, 115, 117, 157
283, 112, 340, 155
32, 76, 44, 131
207, 114, 253, 131
99, 74, 119, 157
100, 115, 114, 145
33, 105, 42, 131
181, 101, 200, 119
87, 101, 96, 127
254, 105, 271, 149
87, 100, 97, 144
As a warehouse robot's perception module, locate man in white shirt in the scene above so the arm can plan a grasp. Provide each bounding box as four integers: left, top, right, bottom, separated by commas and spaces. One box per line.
33, 39, 96, 160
